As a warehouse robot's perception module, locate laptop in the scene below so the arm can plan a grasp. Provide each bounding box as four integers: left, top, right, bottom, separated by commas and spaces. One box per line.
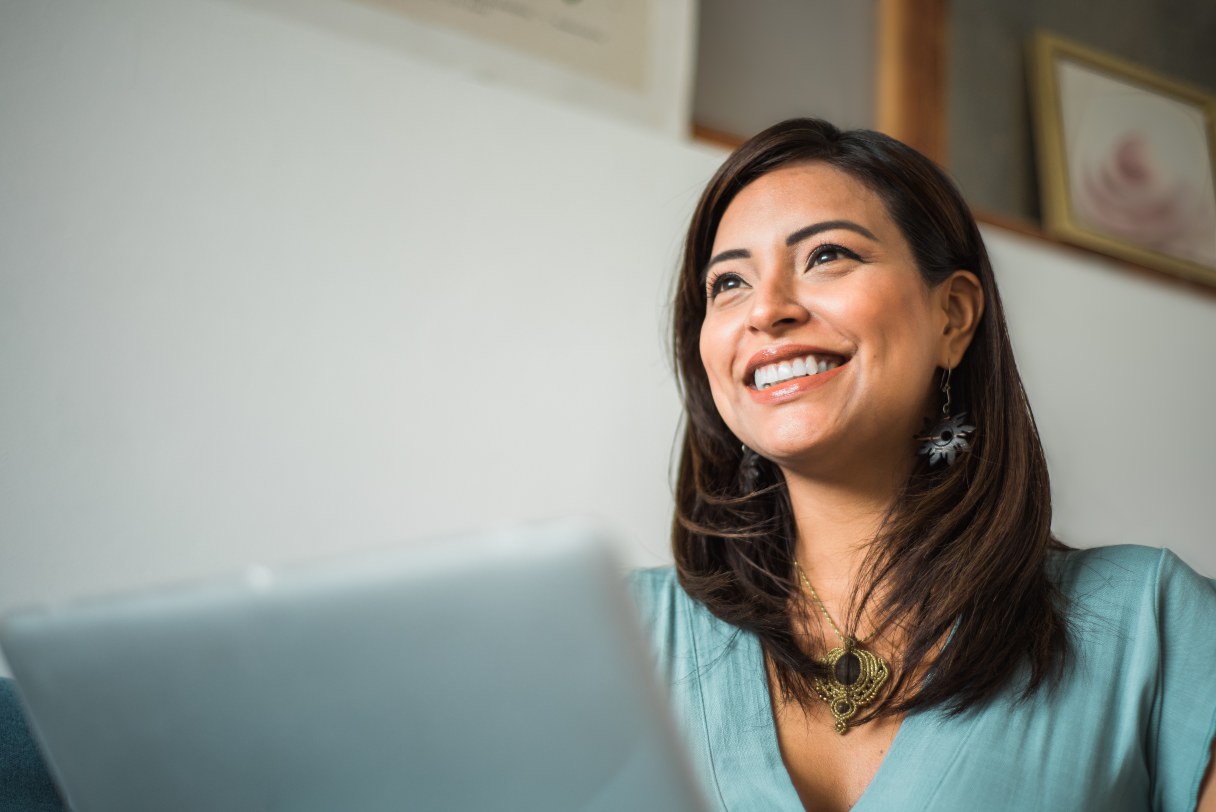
0, 521, 709, 811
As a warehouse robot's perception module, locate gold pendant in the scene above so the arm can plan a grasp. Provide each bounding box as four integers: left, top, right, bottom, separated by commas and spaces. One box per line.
811, 639, 890, 734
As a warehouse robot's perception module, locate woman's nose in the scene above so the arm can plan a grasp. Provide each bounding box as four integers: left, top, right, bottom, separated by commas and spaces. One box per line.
747, 275, 810, 333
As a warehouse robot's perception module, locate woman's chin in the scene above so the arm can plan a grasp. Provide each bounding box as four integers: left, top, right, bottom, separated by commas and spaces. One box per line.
755, 442, 843, 474
759, 440, 914, 484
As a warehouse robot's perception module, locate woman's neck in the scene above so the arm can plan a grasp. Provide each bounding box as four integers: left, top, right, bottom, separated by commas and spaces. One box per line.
783, 468, 901, 598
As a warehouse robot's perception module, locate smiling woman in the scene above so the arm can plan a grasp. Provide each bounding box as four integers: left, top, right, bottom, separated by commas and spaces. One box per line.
698, 162, 982, 483
630, 119, 1216, 812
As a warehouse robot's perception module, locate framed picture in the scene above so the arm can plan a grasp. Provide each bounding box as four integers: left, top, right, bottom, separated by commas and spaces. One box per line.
1029, 32, 1216, 285
358, 0, 695, 137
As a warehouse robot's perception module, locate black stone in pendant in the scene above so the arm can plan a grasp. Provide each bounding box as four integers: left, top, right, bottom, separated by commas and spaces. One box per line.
835, 701, 852, 716
834, 651, 862, 686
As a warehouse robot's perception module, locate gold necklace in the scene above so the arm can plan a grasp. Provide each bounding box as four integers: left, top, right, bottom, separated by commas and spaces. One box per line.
794, 560, 891, 735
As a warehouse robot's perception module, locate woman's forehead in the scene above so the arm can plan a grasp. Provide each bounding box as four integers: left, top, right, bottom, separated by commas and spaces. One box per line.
713, 164, 892, 248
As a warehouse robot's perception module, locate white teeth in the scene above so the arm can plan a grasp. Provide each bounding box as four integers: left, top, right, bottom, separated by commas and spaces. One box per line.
752, 355, 841, 389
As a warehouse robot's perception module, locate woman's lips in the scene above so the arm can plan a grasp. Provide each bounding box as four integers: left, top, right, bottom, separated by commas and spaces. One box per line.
746, 362, 846, 404
745, 344, 849, 386
752, 355, 844, 389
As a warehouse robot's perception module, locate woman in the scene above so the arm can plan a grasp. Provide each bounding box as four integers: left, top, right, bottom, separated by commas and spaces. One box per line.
630, 118, 1216, 811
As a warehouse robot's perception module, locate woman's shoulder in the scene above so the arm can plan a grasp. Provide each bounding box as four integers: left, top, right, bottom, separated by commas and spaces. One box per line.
1051, 543, 1214, 607
1049, 546, 1216, 812
1049, 543, 1215, 674
624, 566, 740, 667
625, 565, 696, 634
626, 565, 681, 611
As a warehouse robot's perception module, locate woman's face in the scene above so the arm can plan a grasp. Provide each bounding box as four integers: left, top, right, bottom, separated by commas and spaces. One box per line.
698, 162, 960, 481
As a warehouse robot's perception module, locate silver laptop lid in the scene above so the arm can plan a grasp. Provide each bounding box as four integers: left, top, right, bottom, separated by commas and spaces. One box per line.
1, 521, 708, 812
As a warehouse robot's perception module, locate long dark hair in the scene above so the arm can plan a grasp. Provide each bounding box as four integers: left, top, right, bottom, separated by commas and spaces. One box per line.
671, 119, 1068, 721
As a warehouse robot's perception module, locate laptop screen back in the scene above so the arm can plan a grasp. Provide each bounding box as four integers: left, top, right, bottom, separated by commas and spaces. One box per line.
0, 522, 708, 812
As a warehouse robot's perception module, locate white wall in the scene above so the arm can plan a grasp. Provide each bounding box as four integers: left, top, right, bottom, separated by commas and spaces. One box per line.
990, 228, 1216, 575
0, 0, 726, 635
1, 0, 1213, 678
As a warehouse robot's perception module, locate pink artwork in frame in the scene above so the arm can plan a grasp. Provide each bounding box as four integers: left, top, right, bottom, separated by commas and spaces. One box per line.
1030, 32, 1216, 286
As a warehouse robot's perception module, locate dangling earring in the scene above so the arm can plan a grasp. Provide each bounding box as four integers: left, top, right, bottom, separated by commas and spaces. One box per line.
739, 444, 761, 492
918, 367, 975, 467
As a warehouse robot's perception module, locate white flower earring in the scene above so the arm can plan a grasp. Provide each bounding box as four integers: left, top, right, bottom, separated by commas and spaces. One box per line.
918, 367, 975, 467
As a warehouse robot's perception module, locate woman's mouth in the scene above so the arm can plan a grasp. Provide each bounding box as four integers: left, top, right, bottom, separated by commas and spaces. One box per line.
751, 354, 847, 390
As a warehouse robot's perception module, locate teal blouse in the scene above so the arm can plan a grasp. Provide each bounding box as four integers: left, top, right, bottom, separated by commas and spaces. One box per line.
628, 545, 1216, 812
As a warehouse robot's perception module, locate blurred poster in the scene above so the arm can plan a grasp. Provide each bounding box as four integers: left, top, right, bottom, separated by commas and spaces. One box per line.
360, 0, 694, 135
389, 0, 648, 90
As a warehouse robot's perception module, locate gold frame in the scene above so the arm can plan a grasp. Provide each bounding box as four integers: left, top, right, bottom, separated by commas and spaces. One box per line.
1029, 32, 1216, 286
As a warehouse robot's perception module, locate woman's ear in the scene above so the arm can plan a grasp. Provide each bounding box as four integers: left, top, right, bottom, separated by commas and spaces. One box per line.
935, 270, 984, 368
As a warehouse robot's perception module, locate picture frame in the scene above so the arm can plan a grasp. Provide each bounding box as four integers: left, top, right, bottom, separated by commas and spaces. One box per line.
357, 0, 695, 137
1029, 32, 1216, 286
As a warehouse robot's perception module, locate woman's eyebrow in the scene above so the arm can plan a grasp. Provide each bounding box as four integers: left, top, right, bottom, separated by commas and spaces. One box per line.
786, 219, 879, 245
700, 248, 751, 284
700, 220, 880, 285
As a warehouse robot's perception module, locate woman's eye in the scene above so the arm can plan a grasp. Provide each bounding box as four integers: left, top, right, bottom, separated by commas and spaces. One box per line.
808, 244, 859, 268
708, 272, 745, 299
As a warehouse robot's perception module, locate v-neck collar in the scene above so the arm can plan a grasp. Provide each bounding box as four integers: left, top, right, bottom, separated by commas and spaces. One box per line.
689, 618, 801, 810
690, 619, 962, 811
